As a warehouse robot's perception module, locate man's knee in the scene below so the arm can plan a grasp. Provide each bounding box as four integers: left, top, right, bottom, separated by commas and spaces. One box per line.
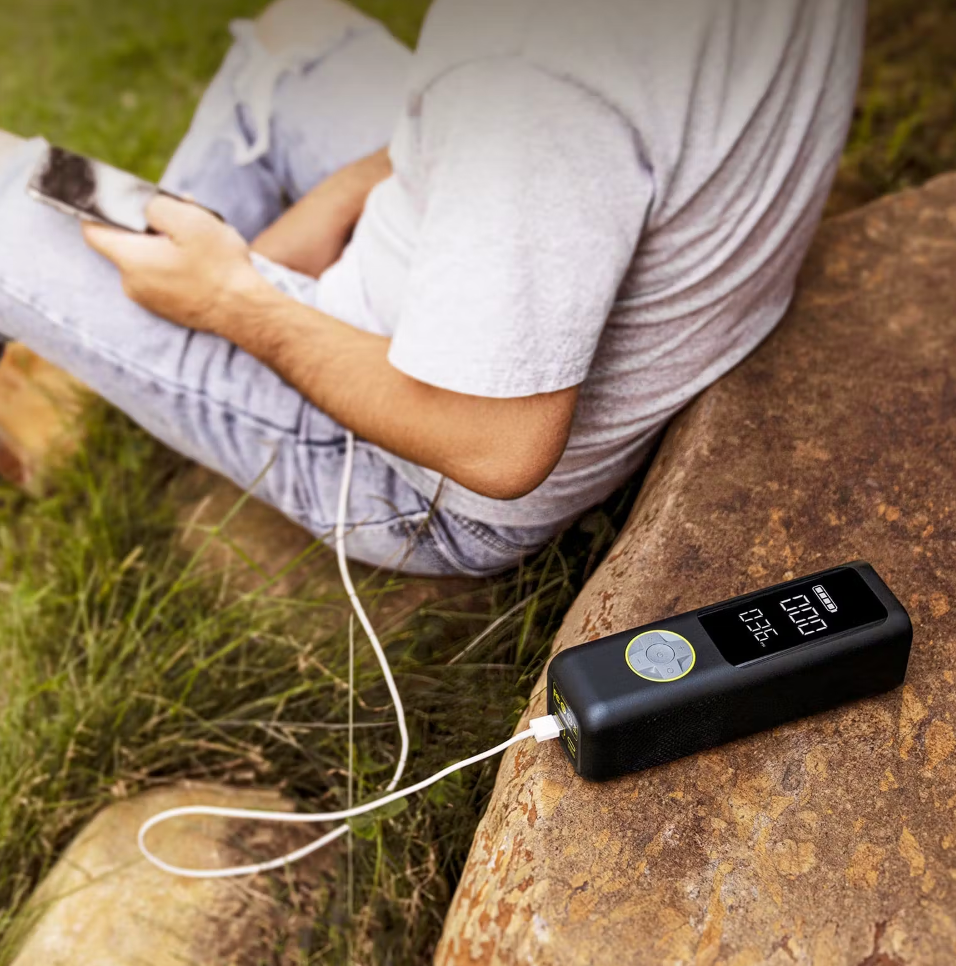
255, 0, 377, 56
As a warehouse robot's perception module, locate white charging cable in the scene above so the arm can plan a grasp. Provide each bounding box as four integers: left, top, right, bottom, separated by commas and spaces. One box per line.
137, 431, 562, 879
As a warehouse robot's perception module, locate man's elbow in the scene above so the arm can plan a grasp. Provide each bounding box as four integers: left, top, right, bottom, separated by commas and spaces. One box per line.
459, 442, 564, 502
440, 385, 578, 502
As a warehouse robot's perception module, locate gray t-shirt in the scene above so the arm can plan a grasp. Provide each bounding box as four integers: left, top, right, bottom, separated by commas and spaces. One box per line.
315, 0, 866, 527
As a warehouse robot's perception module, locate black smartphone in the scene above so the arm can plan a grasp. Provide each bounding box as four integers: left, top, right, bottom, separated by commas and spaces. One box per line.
25, 144, 221, 233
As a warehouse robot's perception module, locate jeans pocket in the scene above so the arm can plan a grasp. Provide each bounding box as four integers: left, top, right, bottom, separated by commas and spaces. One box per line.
428, 512, 559, 578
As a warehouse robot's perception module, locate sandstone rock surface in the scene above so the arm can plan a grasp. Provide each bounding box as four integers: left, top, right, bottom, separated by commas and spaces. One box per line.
436, 177, 956, 965
11, 784, 334, 966
0, 345, 85, 491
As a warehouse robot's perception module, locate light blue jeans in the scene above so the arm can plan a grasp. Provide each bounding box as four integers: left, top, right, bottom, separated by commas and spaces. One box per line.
0, 6, 558, 576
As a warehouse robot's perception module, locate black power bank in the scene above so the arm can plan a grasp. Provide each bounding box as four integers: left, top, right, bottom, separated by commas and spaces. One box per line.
547, 561, 911, 781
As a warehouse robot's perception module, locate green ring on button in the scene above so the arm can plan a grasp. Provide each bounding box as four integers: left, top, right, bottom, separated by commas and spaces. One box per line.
625, 630, 696, 683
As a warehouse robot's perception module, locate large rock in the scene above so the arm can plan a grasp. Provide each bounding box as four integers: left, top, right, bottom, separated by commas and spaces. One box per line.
0, 345, 85, 492
436, 175, 956, 965
11, 784, 335, 966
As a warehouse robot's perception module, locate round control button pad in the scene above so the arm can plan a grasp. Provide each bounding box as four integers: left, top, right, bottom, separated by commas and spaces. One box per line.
625, 630, 696, 682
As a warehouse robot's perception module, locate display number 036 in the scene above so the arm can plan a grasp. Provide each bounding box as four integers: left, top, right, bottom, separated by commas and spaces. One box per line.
739, 608, 777, 644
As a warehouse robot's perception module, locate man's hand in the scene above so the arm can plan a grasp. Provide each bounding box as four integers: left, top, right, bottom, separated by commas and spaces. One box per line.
83, 196, 259, 333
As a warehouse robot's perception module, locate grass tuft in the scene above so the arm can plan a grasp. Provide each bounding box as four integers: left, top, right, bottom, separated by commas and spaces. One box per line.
833, 0, 956, 211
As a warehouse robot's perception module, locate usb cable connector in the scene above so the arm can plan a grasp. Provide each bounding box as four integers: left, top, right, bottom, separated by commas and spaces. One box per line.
529, 714, 563, 743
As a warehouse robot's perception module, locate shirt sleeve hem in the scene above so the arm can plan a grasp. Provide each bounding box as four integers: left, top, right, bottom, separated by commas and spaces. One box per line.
387, 348, 590, 399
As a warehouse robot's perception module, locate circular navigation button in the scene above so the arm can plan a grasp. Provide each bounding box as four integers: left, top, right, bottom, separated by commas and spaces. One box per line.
625, 629, 696, 683
646, 643, 676, 665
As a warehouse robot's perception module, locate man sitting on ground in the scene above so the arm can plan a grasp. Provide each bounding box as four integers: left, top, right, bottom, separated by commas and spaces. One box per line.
0, 0, 865, 576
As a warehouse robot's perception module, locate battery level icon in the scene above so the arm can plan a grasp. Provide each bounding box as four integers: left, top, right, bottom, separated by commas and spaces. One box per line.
813, 584, 838, 613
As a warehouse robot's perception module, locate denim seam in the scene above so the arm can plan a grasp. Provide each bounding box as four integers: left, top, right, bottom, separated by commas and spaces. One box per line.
425, 522, 507, 579
453, 514, 533, 556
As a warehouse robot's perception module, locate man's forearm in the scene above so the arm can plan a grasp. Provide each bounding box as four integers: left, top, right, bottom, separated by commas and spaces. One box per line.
84, 193, 577, 502
217, 272, 576, 501
251, 149, 391, 278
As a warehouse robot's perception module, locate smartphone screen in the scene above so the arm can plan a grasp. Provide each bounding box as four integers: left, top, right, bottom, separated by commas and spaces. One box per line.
26, 145, 219, 233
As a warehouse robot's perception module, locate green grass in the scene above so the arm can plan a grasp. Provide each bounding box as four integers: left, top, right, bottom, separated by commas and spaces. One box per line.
0, 403, 626, 963
0, 0, 266, 177
0, 0, 431, 176
0, 0, 953, 963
